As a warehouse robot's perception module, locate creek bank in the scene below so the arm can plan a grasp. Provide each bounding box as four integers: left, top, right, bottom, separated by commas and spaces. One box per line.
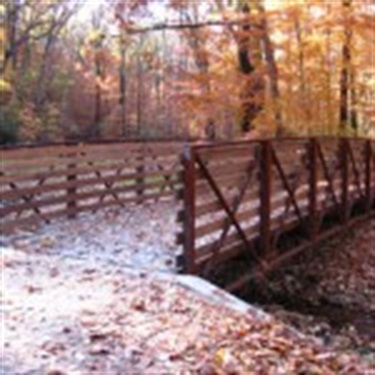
239, 219, 375, 364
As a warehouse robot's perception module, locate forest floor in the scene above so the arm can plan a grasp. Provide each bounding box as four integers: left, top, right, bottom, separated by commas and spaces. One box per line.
244, 217, 375, 366
1, 204, 374, 374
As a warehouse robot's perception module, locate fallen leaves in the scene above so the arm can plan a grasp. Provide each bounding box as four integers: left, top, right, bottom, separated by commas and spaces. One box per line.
4, 258, 374, 374
46, 370, 66, 375
1, 247, 28, 267
25, 284, 43, 294
258, 219, 375, 365
1, 209, 374, 374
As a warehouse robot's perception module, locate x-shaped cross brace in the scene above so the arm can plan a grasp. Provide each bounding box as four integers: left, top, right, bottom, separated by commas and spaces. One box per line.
195, 154, 266, 274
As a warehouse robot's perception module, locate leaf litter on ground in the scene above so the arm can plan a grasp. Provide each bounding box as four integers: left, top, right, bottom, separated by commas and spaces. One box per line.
1, 204, 374, 374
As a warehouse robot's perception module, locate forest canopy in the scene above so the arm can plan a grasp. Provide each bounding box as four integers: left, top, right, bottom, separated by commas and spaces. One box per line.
1, 0, 374, 144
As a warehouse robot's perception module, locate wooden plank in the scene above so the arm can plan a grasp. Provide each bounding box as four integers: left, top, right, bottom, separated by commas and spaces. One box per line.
1, 156, 181, 184
0, 168, 180, 201
196, 205, 310, 272
196, 223, 260, 258
197, 145, 255, 161
196, 188, 259, 217
73, 188, 174, 212
203, 154, 260, 269
196, 172, 256, 197
195, 229, 260, 270
1, 146, 136, 164
1, 145, 87, 160
270, 205, 309, 233
1, 142, 181, 161
196, 159, 256, 180
196, 182, 314, 220
1, 142, 178, 160
195, 205, 260, 239
195, 153, 254, 259
1, 151, 179, 174
0, 177, 179, 217
197, 179, 356, 270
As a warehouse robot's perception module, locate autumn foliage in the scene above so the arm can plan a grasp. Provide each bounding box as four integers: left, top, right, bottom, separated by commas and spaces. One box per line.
1, 0, 374, 144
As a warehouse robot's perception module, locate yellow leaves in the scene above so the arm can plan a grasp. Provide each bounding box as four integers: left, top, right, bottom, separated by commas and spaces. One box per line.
214, 348, 230, 367
40, 236, 55, 249
87, 30, 106, 45
0, 27, 5, 45
0, 78, 12, 93
188, 118, 199, 137
213, 347, 239, 374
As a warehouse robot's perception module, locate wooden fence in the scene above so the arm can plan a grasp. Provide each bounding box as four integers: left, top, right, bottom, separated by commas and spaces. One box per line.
1, 141, 182, 232
177, 138, 375, 290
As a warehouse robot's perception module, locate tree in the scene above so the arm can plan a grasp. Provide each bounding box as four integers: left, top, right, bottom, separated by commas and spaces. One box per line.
2, 0, 374, 144
339, 0, 355, 133
256, 0, 283, 136
34, 2, 77, 114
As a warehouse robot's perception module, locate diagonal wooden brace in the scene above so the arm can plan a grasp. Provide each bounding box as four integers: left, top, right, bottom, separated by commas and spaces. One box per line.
271, 146, 304, 226
205, 158, 257, 273
195, 154, 264, 268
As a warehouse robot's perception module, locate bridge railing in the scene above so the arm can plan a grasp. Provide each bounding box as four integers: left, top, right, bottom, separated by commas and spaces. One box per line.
176, 137, 375, 289
0, 141, 182, 233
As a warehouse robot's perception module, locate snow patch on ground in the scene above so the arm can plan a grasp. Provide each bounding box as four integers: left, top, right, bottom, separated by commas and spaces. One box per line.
1, 201, 181, 273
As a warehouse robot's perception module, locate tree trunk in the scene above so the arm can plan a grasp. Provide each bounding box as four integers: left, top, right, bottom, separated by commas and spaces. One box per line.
183, 5, 214, 139
350, 70, 358, 132
93, 51, 102, 139
3, 0, 20, 75
294, 14, 311, 131
9, 1, 19, 72
339, 0, 353, 132
257, 0, 283, 136
237, 1, 264, 134
325, 3, 334, 135
34, 6, 75, 125
35, 33, 54, 113
136, 51, 143, 136
119, 37, 127, 137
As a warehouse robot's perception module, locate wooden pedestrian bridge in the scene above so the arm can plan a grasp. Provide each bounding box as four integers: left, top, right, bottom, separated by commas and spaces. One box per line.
1, 137, 374, 291
176, 137, 375, 291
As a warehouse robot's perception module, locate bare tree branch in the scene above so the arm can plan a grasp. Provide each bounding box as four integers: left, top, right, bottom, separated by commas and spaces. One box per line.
114, 15, 259, 35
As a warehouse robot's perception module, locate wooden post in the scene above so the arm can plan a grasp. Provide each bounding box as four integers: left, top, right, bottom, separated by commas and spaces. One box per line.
340, 138, 349, 223
182, 145, 196, 274
259, 140, 272, 257
308, 138, 318, 239
365, 139, 372, 211
67, 159, 77, 219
